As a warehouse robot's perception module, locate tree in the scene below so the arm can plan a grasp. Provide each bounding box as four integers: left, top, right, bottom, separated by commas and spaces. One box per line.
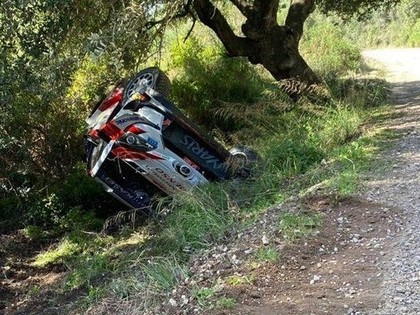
190, 0, 401, 85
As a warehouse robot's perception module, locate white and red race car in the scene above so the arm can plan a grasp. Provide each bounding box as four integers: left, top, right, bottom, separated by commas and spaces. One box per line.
85, 67, 258, 210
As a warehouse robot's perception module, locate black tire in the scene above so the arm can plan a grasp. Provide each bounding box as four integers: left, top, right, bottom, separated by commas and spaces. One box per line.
228, 146, 263, 179
124, 67, 171, 100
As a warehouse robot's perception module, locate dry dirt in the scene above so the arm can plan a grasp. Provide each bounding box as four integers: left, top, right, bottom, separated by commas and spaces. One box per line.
1, 49, 420, 315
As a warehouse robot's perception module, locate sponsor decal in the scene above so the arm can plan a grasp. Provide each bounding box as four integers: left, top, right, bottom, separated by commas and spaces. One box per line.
146, 136, 158, 149
183, 157, 199, 170
115, 116, 143, 125
180, 135, 226, 171
111, 147, 162, 160
155, 168, 184, 190
97, 171, 146, 207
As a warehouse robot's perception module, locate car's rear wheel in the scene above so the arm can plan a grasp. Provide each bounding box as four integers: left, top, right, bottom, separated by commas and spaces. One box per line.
124, 67, 171, 99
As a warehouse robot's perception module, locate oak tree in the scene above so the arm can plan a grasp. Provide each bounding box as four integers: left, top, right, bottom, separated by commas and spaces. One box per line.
190, 0, 401, 84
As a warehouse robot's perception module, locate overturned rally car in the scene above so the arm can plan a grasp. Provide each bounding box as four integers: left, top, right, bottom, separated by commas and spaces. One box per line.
85, 67, 259, 210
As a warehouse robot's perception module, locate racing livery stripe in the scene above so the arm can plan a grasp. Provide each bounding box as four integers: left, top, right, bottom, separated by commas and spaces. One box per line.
111, 147, 163, 160
98, 88, 123, 112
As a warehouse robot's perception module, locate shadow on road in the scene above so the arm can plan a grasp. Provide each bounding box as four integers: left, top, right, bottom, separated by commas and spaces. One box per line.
390, 80, 420, 105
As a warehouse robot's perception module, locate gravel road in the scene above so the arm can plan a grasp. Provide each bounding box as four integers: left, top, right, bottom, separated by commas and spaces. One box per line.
361, 48, 420, 315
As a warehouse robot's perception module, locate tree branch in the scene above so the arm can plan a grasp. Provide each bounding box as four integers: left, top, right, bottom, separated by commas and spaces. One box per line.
183, 17, 197, 43
241, 0, 280, 40
229, 0, 252, 17
144, 0, 194, 29
285, 0, 315, 39
251, 0, 280, 27
193, 0, 253, 57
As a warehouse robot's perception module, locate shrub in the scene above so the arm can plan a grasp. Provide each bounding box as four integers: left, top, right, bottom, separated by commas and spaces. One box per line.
407, 19, 420, 47
169, 35, 267, 131
301, 17, 361, 75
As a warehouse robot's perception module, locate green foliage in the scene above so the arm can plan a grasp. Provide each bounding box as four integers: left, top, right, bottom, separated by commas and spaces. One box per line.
34, 239, 80, 267
24, 194, 65, 229
0, 1, 410, 313
216, 297, 236, 309
66, 252, 112, 289
256, 246, 280, 262
195, 287, 217, 306
407, 19, 420, 47
140, 256, 187, 292
266, 138, 325, 176
56, 162, 117, 214
301, 18, 361, 75
335, 0, 420, 48
278, 212, 323, 241
316, 0, 401, 21
0, 0, 178, 233
169, 34, 266, 130
225, 274, 254, 286
155, 187, 232, 253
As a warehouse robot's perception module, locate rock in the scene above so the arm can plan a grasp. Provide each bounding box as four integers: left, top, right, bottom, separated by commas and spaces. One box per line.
181, 295, 188, 306
310, 275, 321, 284
262, 234, 270, 245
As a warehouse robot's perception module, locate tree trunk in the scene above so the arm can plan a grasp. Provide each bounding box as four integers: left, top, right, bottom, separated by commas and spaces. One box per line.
193, 0, 320, 85
245, 25, 320, 84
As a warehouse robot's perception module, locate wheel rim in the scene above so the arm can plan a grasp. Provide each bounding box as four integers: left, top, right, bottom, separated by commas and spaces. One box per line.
125, 72, 155, 99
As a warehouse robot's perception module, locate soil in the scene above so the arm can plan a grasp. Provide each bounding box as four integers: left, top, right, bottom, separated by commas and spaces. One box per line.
1, 48, 419, 315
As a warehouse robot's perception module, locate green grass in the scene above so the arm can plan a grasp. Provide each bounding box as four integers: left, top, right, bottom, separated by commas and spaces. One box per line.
195, 287, 217, 307
278, 212, 323, 241
225, 274, 255, 286
216, 297, 237, 309
33, 239, 80, 267
255, 246, 280, 262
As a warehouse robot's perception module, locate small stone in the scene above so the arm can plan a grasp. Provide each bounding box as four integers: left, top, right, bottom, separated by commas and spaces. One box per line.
181, 295, 188, 306
250, 291, 262, 299
169, 298, 177, 307
396, 286, 405, 293
310, 275, 321, 284
262, 234, 270, 245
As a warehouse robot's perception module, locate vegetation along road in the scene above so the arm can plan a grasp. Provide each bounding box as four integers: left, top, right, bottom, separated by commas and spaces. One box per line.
0, 45, 419, 315
1, 1, 419, 314
169, 49, 420, 315
163, 49, 420, 315
77, 48, 420, 315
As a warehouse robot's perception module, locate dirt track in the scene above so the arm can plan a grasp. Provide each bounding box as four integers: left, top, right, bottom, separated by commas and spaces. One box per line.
186, 49, 420, 315
361, 49, 420, 315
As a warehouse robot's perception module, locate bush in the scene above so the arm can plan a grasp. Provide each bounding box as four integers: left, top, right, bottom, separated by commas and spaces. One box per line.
407, 19, 420, 47
168, 35, 267, 131
301, 17, 361, 75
